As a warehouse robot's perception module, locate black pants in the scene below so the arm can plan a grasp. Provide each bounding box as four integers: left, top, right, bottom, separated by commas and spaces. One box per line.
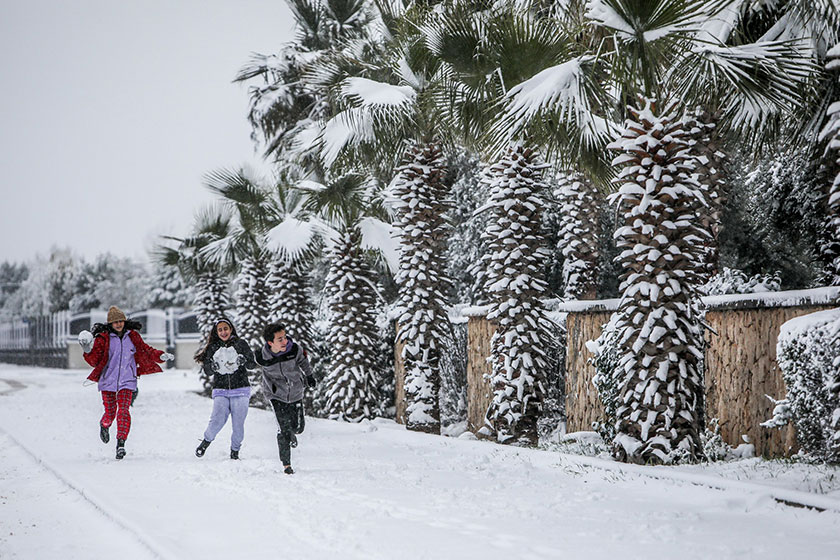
270, 400, 304, 466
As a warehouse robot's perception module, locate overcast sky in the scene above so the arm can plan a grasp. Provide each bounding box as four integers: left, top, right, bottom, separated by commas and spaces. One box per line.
0, 0, 294, 263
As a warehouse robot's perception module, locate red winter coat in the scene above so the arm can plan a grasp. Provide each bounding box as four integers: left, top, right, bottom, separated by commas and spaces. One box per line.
84, 330, 164, 383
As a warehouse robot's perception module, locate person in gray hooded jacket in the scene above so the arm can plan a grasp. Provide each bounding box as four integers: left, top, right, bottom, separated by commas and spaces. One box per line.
255, 322, 316, 474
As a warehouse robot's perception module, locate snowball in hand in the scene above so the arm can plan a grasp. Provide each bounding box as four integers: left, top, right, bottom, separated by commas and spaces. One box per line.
78, 330, 94, 352
213, 346, 239, 375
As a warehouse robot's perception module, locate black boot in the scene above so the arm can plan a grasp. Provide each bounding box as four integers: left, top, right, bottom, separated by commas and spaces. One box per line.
99, 424, 110, 444
195, 439, 211, 458
284, 465, 294, 475
230, 449, 239, 460
115, 439, 126, 460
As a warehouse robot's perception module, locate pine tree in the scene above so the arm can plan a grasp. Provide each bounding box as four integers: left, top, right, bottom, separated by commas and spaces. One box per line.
391, 141, 450, 434
555, 170, 601, 300
322, 226, 381, 421
148, 263, 192, 308
607, 98, 706, 464
480, 144, 555, 445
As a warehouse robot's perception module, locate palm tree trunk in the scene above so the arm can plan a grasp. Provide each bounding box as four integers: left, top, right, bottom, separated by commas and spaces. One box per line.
480, 144, 555, 445
608, 98, 706, 464
391, 141, 450, 434
322, 225, 381, 422
555, 170, 602, 300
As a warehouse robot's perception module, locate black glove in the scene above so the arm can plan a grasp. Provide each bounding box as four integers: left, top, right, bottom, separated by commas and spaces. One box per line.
305, 375, 317, 388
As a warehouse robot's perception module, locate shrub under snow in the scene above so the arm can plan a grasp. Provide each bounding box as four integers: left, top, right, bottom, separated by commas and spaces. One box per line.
763, 307, 840, 463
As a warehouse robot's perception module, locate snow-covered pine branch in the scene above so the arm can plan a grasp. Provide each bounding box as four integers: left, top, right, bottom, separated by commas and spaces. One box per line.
480, 144, 556, 445
607, 97, 706, 465
555, 170, 602, 300
390, 141, 451, 434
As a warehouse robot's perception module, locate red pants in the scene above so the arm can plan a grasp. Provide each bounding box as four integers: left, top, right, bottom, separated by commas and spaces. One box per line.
100, 389, 133, 440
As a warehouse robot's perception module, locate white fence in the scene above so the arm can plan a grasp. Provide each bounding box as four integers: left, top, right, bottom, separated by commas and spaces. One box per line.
0, 308, 201, 368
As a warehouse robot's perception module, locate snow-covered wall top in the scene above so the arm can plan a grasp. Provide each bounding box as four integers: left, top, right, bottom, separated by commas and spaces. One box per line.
459, 287, 840, 319
699, 287, 840, 311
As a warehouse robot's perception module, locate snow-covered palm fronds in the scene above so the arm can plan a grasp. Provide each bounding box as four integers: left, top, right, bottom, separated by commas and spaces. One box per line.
555, 169, 602, 299
607, 98, 706, 465
480, 144, 556, 445
490, 56, 614, 155
323, 225, 381, 421
234, 0, 376, 160
669, 39, 816, 138
390, 141, 450, 434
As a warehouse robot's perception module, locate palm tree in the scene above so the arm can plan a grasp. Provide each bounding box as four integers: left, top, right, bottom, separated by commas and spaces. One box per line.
312, 1, 462, 434
425, 1, 609, 443
200, 168, 275, 351
297, 172, 396, 421
583, 0, 815, 463
156, 206, 235, 395
464, 0, 814, 459
235, 0, 376, 161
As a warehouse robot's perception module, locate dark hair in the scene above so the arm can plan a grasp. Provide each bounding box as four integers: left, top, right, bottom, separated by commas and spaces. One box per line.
194, 318, 239, 363
262, 322, 287, 343
91, 319, 142, 337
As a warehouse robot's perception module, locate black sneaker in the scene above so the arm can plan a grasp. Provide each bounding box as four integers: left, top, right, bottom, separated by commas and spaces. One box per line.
230, 449, 239, 460
290, 433, 298, 448
115, 439, 126, 460
195, 439, 211, 458
283, 465, 294, 475
99, 424, 110, 444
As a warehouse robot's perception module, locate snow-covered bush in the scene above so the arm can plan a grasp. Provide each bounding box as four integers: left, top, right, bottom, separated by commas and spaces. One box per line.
763, 308, 840, 463
703, 267, 782, 295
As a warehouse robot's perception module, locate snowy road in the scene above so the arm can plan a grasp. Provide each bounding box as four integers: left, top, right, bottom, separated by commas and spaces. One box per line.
1, 365, 839, 559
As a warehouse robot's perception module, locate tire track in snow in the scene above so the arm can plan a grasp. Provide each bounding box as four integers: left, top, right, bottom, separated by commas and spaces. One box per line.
0, 426, 180, 560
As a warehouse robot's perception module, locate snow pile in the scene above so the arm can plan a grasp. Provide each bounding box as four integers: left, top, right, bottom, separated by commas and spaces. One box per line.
763, 307, 840, 463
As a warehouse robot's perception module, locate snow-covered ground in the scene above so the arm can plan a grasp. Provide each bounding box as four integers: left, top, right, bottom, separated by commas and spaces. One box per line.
2, 365, 839, 559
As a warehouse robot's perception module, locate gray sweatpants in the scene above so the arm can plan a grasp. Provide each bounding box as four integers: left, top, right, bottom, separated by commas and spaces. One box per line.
203, 395, 249, 451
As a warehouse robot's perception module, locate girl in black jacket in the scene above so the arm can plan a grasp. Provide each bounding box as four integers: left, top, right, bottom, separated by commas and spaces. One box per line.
193, 318, 256, 459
